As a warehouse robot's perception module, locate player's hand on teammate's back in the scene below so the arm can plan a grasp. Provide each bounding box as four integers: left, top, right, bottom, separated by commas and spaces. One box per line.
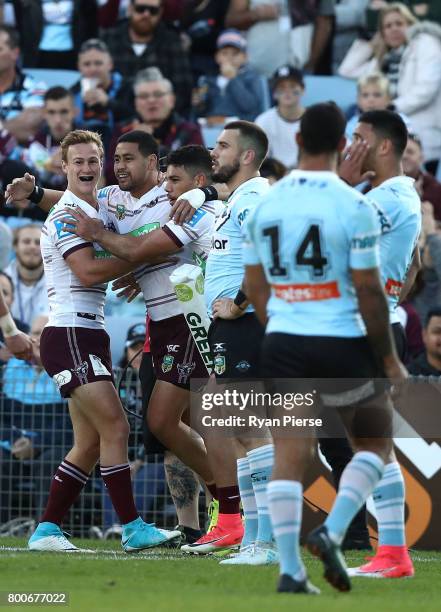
169, 197, 197, 225
112, 273, 141, 303
5, 172, 35, 205
212, 297, 245, 320
5, 331, 34, 361
339, 141, 376, 186
62, 207, 104, 242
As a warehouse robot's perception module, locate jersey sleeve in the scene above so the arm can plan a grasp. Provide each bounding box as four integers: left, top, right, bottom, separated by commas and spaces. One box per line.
231, 193, 256, 239
49, 206, 94, 259
242, 207, 261, 266
163, 203, 215, 247
349, 199, 381, 270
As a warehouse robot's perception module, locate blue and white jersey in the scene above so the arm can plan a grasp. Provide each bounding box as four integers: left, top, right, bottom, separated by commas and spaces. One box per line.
39, 1, 74, 52
0, 72, 45, 121
244, 170, 381, 337
205, 176, 270, 316
368, 176, 421, 324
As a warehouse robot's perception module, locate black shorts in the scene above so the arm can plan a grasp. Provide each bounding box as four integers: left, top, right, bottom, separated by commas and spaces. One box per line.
208, 313, 265, 379
138, 351, 166, 456
149, 314, 210, 390
392, 322, 407, 363
261, 333, 386, 408
40, 326, 114, 398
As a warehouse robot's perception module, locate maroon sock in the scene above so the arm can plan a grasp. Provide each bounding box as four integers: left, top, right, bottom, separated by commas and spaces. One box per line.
100, 463, 138, 525
41, 459, 89, 525
207, 482, 217, 499
217, 485, 240, 514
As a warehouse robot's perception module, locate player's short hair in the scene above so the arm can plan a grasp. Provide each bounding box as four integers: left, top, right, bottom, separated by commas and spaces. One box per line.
299, 103, 346, 155
44, 86, 74, 104
117, 130, 159, 158
357, 73, 390, 97
0, 25, 20, 49
167, 145, 213, 179
13, 223, 42, 247
223, 120, 268, 169
358, 110, 408, 157
60, 130, 104, 162
425, 307, 441, 328
260, 157, 287, 182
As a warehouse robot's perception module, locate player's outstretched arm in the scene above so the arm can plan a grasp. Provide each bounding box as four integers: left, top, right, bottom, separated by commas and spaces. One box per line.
64, 207, 180, 264
0, 292, 33, 361
352, 267, 408, 382
5, 173, 63, 213
245, 264, 270, 326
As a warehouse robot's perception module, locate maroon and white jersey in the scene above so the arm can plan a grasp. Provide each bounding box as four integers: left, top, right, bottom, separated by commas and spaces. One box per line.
97, 184, 215, 321
40, 190, 111, 329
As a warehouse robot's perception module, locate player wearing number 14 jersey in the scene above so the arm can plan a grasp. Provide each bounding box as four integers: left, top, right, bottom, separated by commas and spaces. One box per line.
245, 103, 406, 594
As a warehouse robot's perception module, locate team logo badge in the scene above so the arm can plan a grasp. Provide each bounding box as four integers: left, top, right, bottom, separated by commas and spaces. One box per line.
116, 204, 126, 220
177, 362, 196, 378
214, 355, 226, 375
162, 355, 174, 373
235, 360, 251, 373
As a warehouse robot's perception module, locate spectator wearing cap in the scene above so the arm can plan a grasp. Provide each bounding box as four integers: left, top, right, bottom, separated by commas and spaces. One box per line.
194, 28, 270, 123
70, 39, 130, 148
102, 0, 193, 115
255, 65, 305, 169
13, 0, 98, 69
120, 323, 146, 372
403, 133, 441, 221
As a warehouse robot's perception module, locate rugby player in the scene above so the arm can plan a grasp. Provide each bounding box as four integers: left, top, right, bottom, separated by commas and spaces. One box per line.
338, 110, 421, 578
27, 130, 180, 552
244, 103, 407, 593
182, 121, 275, 563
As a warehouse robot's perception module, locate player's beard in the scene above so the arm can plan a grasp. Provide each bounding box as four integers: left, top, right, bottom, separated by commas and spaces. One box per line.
212, 158, 241, 183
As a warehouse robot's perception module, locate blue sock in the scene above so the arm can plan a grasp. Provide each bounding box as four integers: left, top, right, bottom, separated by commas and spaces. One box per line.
325, 451, 384, 545
267, 480, 305, 581
247, 444, 274, 544
373, 461, 406, 546
237, 457, 258, 549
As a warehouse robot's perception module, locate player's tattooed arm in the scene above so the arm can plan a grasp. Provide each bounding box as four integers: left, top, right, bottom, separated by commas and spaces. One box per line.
352, 267, 408, 382
245, 264, 270, 326
399, 246, 421, 304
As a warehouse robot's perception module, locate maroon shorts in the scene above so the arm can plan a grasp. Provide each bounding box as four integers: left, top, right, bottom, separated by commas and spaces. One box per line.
149, 314, 210, 390
40, 326, 114, 398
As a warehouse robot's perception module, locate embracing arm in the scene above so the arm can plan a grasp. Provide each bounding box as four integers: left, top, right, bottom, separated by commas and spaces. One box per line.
65, 246, 138, 287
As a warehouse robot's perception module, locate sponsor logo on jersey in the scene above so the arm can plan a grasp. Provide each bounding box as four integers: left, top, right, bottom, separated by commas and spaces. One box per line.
162, 354, 174, 373
129, 222, 160, 237
211, 234, 230, 253
77, 312, 96, 321
351, 235, 378, 250
214, 355, 226, 375
272, 281, 340, 302
116, 204, 126, 220
167, 344, 180, 353
89, 354, 111, 377
185, 208, 207, 228
54, 218, 74, 239
53, 370, 72, 388
213, 342, 226, 353
237, 208, 250, 226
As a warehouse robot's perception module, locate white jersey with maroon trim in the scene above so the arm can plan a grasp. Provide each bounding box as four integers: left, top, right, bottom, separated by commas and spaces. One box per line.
40, 189, 111, 329
97, 184, 215, 321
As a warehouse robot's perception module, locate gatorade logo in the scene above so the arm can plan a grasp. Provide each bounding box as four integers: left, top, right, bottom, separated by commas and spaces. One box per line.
175, 284, 193, 302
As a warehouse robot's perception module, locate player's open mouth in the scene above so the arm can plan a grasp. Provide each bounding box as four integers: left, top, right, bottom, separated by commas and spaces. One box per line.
79, 176, 94, 182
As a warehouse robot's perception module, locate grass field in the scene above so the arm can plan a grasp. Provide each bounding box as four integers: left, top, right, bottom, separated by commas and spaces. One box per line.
0, 539, 439, 612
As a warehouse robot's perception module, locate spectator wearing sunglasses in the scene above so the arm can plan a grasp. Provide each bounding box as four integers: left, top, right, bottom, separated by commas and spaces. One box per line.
102, 0, 193, 115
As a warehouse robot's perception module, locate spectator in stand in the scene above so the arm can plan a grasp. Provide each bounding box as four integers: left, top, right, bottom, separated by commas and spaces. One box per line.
107, 68, 202, 183
226, 0, 335, 77
21, 87, 77, 191
339, 3, 441, 169
0, 270, 29, 366
412, 201, 441, 325
397, 300, 424, 361
5, 224, 48, 328
366, 2, 441, 35
403, 133, 441, 221
12, 0, 97, 69
0, 25, 45, 143
194, 29, 270, 123
255, 65, 304, 169
180, 0, 230, 82
408, 307, 441, 375
333, 1, 370, 72
71, 39, 130, 149
102, 0, 193, 115
259, 157, 288, 184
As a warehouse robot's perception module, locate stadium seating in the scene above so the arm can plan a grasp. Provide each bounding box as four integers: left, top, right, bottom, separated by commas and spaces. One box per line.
23, 68, 80, 89
303, 75, 357, 114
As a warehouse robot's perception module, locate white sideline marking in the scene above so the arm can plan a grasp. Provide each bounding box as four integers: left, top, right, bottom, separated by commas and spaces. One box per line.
0, 546, 198, 561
